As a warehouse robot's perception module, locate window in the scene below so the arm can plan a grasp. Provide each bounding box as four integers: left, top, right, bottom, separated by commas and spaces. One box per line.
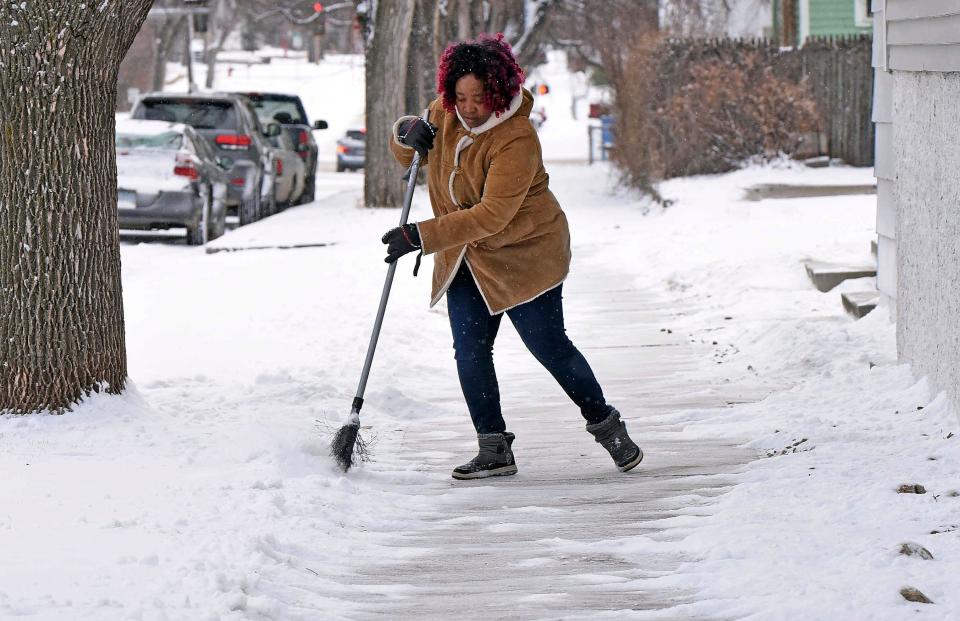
855, 0, 874, 28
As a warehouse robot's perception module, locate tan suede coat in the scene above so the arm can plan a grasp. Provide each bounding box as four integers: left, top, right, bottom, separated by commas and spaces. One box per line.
390, 88, 571, 315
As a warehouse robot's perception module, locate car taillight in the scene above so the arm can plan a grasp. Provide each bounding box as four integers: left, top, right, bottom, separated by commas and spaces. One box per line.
336, 144, 348, 154
215, 134, 252, 150
275, 159, 283, 176
174, 165, 199, 180
231, 178, 246, 186
298, 130, 309, 145
173, 153, 199, 180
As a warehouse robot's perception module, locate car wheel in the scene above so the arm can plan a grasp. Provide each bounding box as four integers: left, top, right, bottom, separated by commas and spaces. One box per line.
336, 160, 345, 173
301, 170, 316, 204
186, 189, 211, 246
239, 181, 260, 226
262, 180, 277, 218
211, 193, 227, 241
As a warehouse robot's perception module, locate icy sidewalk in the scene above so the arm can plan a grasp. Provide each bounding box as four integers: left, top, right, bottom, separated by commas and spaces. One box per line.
309, 254, 762, 619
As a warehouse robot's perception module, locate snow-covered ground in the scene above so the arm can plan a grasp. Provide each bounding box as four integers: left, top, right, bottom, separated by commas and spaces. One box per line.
3, 50, 958, 619
581, 163, 960, 619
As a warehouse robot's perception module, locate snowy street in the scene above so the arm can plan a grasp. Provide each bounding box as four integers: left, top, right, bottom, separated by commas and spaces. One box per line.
3, 158, 958, 619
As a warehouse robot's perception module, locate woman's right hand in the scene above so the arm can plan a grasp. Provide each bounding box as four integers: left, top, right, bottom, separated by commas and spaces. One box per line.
398, 118, 437, 157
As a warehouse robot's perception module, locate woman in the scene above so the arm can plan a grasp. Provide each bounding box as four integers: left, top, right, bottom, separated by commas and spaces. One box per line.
382, 34, 642, 480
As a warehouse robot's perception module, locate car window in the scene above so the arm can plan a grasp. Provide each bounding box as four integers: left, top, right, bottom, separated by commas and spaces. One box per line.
236, 101, 266, 135
115, 131, 183, 150
182, 135, 198, 154
244, 95, 307, 125
274, 132, 295, 150
195, 134, 215, 161
138, 99, 238, 131
346, 130, 366, 141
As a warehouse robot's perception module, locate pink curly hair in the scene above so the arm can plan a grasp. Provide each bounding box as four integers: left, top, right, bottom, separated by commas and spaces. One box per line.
436, 33, 525, 116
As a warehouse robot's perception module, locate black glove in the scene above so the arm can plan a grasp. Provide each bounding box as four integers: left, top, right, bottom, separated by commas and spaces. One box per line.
382, 223, 421, 263
398, 118, 437, 157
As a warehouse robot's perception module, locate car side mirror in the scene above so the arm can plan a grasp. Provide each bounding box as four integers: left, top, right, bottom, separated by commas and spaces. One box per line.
216, 155, 234, 170
265, 122, 282, 137
313, 120, 328, 130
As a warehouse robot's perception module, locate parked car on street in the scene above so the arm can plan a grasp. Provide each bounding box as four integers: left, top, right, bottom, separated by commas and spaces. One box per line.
130, 93, 280, 225
268, 128, 307, 207
336, 128, 366, 172
236, 92, 328, 203
115, 118, 229, 245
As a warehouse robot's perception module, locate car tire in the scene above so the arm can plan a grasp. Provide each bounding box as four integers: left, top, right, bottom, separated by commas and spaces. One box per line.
282, 175, 300, 210
211, 192, 227, 241
300, 171, 315, 204
336, 160, 345, 173
186, 189, 211, 246
239, 181, 260, 226
262, 180, 277, 218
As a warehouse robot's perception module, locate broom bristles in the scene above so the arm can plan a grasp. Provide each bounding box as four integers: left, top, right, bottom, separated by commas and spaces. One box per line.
330, 420, 372, 472
331, 422, 359, 472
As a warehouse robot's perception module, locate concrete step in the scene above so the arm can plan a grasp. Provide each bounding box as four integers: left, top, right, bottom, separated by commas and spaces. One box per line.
743, 183, 876, 201
842, 291, 880, 319
805, 261, 877, 292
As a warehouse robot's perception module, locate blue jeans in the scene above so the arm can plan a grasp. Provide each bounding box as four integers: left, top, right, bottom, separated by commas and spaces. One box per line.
446, 264, 611, 434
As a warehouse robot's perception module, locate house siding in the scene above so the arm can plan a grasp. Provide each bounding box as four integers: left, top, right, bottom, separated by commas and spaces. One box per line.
885, 0, 960, 71
809, 0, 871, 35
893, 72, 960, 409
872, 2, 896, 305
875, 0, 960, 422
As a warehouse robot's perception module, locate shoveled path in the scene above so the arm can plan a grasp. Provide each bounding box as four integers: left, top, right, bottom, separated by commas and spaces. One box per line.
323, 251, 766, 620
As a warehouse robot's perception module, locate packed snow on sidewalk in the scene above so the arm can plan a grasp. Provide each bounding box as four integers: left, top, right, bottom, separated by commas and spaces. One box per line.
2, 50, 958, 620
556, 161, 960, 620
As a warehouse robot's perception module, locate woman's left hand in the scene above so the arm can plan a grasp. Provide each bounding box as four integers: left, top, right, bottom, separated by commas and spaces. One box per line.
382, 224, 421, 263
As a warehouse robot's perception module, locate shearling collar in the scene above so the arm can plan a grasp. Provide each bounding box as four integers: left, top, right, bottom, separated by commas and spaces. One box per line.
455, 91, 524, 135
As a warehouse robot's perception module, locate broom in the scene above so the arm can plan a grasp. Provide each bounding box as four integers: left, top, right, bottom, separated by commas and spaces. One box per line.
331, 109, 429, 472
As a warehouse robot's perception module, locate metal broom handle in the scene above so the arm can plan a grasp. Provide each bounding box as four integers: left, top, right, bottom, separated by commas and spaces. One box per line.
351, 108, 430, 414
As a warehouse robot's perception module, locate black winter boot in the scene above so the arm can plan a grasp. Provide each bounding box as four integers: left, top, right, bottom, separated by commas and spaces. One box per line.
586, 409, 643, 472
452, 432, 517, 480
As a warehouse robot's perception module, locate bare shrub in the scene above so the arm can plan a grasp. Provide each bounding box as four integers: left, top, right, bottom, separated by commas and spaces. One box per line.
660, 51, 819, 177
609, 36, 821, 198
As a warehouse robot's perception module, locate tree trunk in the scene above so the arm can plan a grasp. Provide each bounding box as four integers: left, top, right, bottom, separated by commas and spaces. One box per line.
204, 46, 220, 89
153, 16, 186, 92
0, 1, 153, 414
364, 0, 415, 208
406, 0, 439, 114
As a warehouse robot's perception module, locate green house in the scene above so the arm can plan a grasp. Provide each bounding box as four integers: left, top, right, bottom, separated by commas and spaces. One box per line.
772, 0, 873, 46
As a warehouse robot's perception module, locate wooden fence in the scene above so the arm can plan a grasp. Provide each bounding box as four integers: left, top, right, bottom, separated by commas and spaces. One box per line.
657, 35, 874, 166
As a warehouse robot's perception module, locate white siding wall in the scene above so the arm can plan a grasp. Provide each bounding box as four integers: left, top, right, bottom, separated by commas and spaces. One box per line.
872, 0, 897, 306
886, 0, 960, 71
875, 0, 960, 303
880, 0, 960, 418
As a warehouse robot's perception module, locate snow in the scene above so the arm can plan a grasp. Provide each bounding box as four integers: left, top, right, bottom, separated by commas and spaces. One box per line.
551, 161, 960, 619
3, 49, 959, 619
525, 49, 608, 161
115, 118, 183, 137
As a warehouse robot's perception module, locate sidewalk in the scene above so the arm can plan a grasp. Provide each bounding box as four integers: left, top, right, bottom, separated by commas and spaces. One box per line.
309, 251, 760, 619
